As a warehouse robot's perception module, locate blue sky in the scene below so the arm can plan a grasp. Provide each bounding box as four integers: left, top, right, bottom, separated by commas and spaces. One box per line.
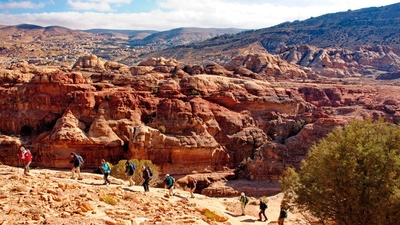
0, 0, 398, 31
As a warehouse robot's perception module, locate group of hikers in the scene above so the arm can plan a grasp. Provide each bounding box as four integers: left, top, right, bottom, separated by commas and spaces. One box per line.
18, 147, 287, 223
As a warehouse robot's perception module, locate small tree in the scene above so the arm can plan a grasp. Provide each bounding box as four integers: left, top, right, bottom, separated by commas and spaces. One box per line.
110, 159, 159, 186
280, 119, 400, 225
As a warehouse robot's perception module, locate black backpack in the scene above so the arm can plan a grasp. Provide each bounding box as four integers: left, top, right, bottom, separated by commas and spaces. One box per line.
147, 166, 153, 177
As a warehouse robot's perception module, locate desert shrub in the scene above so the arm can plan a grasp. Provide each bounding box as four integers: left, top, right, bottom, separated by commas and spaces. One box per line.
104, 94, 111, 101
290, 119, 305, 136
203, 209, 218, 221
280, 118, 400, 225
110, 159, 159, 186
189, 88, 200, 96
158, 125, 166, 134
151, 86, 159, 94
100, 194, 117, 205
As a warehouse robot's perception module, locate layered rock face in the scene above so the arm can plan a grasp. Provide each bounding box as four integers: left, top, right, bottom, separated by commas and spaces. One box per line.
0, 55, 399, 184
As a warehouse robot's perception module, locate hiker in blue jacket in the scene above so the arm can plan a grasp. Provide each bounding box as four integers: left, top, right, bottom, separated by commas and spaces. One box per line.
99, 159, 111, 185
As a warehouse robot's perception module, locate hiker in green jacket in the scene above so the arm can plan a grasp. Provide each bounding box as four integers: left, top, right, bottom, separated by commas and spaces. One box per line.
239, 192, 249, 216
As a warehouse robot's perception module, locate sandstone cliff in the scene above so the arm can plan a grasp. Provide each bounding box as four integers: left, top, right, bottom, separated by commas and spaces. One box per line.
0, 56, 399, 194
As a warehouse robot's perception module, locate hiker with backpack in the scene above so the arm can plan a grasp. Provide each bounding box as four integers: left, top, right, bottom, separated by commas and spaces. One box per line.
186, 176, 197, 198
164, 174, 175, 197
125, 161, 136, 186
99, 159, 111, 185
17, 146, 32, 175
141, 166, 151, 192
258, 198, 268, 221
278, 204, 288, 225
70, 152, 83, 180
238, 192, 249, 216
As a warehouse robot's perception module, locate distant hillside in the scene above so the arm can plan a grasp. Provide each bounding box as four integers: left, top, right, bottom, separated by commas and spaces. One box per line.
84, 28, 158, 40
141, 3, 400, 65
130, 27, 245, 48
0, 24, 94, 43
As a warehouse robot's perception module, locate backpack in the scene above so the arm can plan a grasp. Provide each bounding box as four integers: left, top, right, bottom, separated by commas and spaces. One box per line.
260, 201, 268, 210
106, 161, 112, 169
129, 162, 136, 171
77, 155, 84, 165
281, 209, 288, 218
147, 166, 153, 177
243, 196, 249, 205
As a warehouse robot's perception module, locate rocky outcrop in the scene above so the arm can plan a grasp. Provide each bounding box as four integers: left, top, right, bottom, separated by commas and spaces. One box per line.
224, 53, 307, 80
72, 54, 105, 71
280, 45, 400, 78
0, 57, 400, 188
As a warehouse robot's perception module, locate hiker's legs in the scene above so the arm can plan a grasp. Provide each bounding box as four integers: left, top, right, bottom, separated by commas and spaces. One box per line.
259, 210, 267, 220
190, 188, 195, 198
168, 186, 174, 196
241, 204, 245, 215
76, 166, 82, 179
128, 175, 134, 186
24, 161, 31, 174
278, 218, 284, 225
71, 167, 76, 178
104, 173, 111, 184
143, 178, 149, 192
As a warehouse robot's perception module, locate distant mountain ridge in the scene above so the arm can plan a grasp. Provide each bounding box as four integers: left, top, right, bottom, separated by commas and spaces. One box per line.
141, 2, 400, 65
130, 27, 245, 48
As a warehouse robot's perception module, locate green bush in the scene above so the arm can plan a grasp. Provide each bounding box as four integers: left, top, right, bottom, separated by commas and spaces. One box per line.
189, 88, 200, 96
151, 87, 159, 94
158, 125, 166, 134
104, 94, 111, 101
110, 159, 159, 186
100, 194, 117, 205
280, 119, 400, 225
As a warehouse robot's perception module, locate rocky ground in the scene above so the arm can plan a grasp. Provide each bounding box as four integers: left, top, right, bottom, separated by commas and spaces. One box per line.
0, 164, 306, 225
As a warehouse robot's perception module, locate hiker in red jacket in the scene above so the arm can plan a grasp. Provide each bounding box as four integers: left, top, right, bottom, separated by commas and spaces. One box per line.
17, 146, 32, 175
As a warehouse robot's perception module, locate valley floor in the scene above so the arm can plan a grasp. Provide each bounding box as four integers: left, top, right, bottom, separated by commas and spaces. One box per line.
0, 165, 308, 224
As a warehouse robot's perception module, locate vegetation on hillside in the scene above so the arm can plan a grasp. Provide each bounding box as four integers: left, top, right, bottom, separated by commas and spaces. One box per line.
280, 119, 400, 225
110, 159, 159, 186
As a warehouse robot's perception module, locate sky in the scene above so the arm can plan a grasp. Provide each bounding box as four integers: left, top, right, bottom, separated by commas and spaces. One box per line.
0, 0, 399, 31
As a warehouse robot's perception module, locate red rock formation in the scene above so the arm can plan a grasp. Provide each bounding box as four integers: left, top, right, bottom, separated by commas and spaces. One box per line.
0, 55, 399, 190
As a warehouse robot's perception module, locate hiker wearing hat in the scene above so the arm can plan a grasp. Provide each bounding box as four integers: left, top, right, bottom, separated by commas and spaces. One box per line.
17, 146, 32, 175
239, 192, 249, 216
164, 174, 175, 197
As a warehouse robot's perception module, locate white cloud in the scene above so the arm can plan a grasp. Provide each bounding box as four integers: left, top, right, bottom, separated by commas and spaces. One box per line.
67, 0, 131, 12
0, 0, 398, 30
0, 1, 45, 9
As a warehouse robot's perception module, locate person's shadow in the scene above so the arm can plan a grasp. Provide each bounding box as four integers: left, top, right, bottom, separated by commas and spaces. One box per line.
225, 211, 240, 217
122, 187, 138, 193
